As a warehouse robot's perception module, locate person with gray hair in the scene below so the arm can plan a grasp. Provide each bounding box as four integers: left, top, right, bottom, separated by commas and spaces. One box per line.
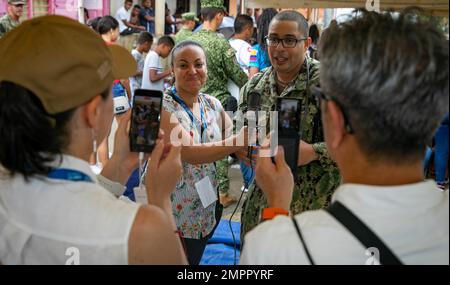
241, 10, 449, 265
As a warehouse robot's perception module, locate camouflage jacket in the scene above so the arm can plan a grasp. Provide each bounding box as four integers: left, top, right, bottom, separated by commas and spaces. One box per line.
175, 28, 193, 43
190, 29, 248, 105
0, 14, 19, 39
238, 58, 341, 238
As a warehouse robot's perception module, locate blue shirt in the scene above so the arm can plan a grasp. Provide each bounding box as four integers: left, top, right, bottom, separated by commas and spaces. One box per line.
139, 8, 155, 34
249, 44, 271, 71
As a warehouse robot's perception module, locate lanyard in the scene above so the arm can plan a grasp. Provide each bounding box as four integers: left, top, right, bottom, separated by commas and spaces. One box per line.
47, 168, 94, 183
170, 86, 207, 143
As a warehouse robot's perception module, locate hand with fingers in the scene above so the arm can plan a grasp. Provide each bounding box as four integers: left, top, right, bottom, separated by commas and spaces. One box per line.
255, 137, 295, 212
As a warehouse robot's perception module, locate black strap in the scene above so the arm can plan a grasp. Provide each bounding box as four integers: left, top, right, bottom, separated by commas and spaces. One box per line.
292, 217, 315, 265
327, 201, 403, 265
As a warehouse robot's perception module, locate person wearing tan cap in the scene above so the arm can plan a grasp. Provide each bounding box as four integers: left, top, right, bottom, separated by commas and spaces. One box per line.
0, 15, 187, 265
0, 0, 25, 39
175, 12, 199, 44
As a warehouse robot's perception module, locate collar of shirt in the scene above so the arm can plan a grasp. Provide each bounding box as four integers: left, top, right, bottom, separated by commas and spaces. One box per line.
332, 180, 447, 217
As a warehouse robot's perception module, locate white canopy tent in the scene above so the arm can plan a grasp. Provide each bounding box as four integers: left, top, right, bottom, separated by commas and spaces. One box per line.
246, 0, 449, 17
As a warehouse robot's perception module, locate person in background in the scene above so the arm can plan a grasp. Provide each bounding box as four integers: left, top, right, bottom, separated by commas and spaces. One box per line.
139, 0, 155, 34
130, 32, 153, 98
308, 24, 320, 60
0, 15, 186, 265
141, 35, 174, 92
159, 40, 249, 264
190, 0, 249, 208
130, 4, 143, 28
425, 113, 449, 189
241, 10, 449, 265
248, 8, 278, 79
175, 12, 198, 43
0, 0, 24, 39
96, 15, 132, 166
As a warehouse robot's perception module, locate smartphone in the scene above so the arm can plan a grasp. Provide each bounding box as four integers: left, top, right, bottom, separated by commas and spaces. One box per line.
129, 89, 163, 153
276, 98, 302, 180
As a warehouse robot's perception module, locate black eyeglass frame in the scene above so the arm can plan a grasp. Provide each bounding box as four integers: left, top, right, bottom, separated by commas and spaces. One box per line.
264, 36, 308, 48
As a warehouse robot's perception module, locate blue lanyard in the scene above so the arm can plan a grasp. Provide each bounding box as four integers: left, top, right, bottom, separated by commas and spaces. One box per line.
170, 87, 207, 142
47, 168, 94, 183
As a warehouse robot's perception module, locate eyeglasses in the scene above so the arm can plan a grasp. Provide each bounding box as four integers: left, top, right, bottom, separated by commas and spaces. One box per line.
311, 86, 354, 134
265, 36, 307, 48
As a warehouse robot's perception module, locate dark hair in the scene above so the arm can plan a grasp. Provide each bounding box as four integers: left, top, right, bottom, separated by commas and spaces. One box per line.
157, 35, 175, 47
96, 15, 119, 35
256, 8, 278, 52
137, 31, 153, 45
133, 4, 141, 10
319, 10, 449, 163
201, 7, 224, 22
234, 14, 254, 34
0, 82, 109, 180
271, 10, 309, 38
309, 24, 320, 44
169, 40, 206, 67
125, 0, 133, 3
88, 16, 102, 31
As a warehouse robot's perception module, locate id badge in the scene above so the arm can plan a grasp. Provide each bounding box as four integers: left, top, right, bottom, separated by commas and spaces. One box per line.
133, 186, 148, 204
195, 176, 217, 208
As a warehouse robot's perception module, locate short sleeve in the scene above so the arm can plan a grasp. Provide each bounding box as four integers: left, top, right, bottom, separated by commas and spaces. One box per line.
248, 45, 259, 69
148, 52, 160, 70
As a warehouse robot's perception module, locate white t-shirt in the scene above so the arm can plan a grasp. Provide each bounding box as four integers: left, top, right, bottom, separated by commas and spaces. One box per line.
141, 50, 165, 91
228, 38, 252, 101
129, 49, 145, 98
0, 155, 140, 264
241, 181, 449, 265
115, 6, 131, 33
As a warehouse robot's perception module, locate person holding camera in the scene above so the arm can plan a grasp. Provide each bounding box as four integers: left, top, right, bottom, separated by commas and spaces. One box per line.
241, 10, 449, 265
0, 16, 186, 265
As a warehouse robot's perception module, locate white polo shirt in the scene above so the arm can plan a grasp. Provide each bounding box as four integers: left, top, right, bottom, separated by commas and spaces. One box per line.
141, 50, 164, 91
228, 38, 252, 101
115, 6, 131, 34
0, 155, 140, 264
240, 181, 449, 265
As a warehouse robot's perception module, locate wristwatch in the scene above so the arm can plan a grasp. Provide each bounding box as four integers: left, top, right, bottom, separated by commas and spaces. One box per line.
260, 207, 290, 222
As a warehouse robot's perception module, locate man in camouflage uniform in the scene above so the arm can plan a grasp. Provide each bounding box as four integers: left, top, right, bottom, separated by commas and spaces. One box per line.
190, 0, 248, 207
175, 12, 198, 44
0, 0, 24, 39
239, 11, 341, 239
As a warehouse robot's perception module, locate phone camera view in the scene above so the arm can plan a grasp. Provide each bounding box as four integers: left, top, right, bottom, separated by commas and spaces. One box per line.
278, 99, 300, 134
130, 94, 162, 152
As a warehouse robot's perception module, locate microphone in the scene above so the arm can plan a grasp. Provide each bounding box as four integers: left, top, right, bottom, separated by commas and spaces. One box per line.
246, 91, 261, 160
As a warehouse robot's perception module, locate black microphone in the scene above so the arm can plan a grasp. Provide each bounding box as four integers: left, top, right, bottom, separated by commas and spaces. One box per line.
246, 91, 261, 160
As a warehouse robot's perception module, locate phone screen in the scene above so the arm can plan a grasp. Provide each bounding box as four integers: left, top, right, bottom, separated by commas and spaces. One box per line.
130, 89, 163, 153
276, 98, 302, 181
278, 98, 301, 136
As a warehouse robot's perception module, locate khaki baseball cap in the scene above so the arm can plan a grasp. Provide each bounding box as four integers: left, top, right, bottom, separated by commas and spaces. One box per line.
0, 15, 136, 114
8, 0, 26, 5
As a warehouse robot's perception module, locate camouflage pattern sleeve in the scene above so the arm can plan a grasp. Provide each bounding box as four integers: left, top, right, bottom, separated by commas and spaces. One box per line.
312, 142, 336, 168
222, 42, 248, 88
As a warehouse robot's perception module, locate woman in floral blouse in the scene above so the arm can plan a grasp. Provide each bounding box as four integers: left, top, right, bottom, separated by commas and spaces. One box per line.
158, 40, 249, 264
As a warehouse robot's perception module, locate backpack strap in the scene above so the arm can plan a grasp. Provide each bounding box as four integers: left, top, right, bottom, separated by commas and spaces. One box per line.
326, 201, 403, 265
292, 217, 316, 265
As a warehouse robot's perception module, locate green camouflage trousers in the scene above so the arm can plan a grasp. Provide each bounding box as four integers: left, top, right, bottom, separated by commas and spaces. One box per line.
216, 158, 230, 194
